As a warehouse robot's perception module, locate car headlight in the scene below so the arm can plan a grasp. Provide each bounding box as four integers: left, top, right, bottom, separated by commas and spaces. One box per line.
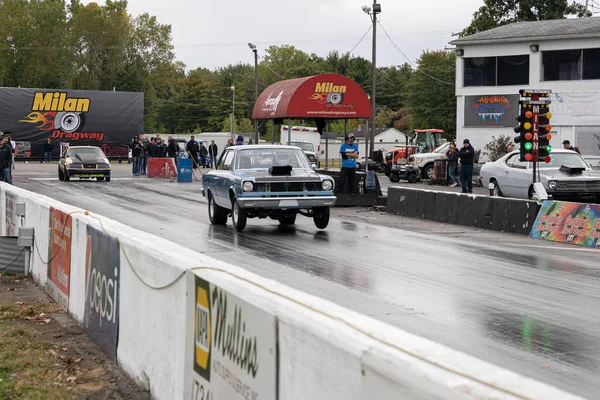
322, 180, 333, 191
242, 181, 254, 192
548, 181, 557, 190
98, 163, 109, 169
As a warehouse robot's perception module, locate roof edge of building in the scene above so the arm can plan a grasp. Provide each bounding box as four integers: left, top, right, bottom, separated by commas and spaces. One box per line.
451, 32, 599, 46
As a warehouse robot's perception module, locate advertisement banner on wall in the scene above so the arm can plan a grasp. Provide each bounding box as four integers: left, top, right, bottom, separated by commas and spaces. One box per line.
84, 225, 120, 362
46, 208, 72, 311
184, 272, 277, 400
464, 94, 520, 127
5, 192, 17, 236
530, 200, 600, 248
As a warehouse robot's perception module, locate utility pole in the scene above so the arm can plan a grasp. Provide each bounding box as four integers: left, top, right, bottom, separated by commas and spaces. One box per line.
363, 1, 381, 158
249, 43, 259, 144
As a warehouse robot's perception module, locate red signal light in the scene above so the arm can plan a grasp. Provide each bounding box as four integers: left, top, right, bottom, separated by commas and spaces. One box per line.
525, 111, 533, 118
525, 133, 533, 140
545, 125, 552, 131
525, 153, 533, 161
545, 156, 551, 163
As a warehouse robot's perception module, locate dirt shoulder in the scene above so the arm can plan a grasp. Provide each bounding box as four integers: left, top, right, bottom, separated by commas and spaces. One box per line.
0, 273, 149, 400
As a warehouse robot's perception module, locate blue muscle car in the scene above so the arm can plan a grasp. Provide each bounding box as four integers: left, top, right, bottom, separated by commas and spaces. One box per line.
201, 145, 336, 231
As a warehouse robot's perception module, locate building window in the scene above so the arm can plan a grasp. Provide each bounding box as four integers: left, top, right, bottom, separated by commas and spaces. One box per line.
583, 48, 600, 80
497, 55, 529, 86
543, 50, 582, 81
464, 55, 529, 86
464, 57, 496, 86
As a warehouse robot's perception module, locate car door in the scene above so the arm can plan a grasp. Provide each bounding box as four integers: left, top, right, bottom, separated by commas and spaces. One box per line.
215, 150, 235, 206
504, 155, 531, 199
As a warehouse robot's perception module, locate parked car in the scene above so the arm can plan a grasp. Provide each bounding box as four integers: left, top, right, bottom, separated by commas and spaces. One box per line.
58, 146, 111, 182
202, 145, 336, 231
479, 149, 600, 201
286, 140, 319, 167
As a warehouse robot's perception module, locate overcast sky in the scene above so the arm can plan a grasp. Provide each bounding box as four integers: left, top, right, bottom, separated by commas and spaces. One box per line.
88, 0, 485, 70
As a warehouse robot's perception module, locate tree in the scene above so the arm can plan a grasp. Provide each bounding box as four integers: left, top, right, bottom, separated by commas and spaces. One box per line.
406, 51, 456, 137
377, 63, 413, 109
462, 0, 591, 36
484, 134, 512, 161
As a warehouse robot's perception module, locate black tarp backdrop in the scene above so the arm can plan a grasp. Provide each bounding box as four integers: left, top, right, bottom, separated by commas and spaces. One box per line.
0, 87, 144, 158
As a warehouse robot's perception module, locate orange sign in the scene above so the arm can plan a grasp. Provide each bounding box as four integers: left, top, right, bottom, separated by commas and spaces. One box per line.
47, 207, 72, 310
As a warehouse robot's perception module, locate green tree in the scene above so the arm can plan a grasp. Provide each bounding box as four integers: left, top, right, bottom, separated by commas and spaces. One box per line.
377, 63, 413, 109
406, 51, 456, 136
462, 0, 591, 36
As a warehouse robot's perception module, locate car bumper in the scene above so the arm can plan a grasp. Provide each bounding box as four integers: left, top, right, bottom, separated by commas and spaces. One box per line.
68, 169, 110, 178
550, 192, 600, 202
237, 195, 337, 209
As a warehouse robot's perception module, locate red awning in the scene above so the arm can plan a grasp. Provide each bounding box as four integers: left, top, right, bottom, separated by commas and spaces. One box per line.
252, 74, 372, 120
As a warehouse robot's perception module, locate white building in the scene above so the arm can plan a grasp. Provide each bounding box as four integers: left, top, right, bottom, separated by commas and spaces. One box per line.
451, 17, 600, 160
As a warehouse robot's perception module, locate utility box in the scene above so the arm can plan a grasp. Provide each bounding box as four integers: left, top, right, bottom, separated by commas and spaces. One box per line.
17, 227, 34, 247
16, 203, 26, 217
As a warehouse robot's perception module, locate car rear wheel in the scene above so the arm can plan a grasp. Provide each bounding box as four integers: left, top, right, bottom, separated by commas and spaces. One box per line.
58, 166, 64, 181
279, 214, 296, 225
492, 180, 503, 197
208, 193, 228, 225
231, 198, 247, 231
313, 206, 330, 229
389, 172, 400, 183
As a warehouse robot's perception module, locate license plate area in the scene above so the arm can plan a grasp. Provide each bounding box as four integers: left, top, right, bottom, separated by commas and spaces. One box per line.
279, 199, 299, 207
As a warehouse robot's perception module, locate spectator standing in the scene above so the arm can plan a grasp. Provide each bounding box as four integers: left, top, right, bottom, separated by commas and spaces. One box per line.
447, 143, 459, 188
458, 139, 475, 194
44, 139, 53, 163
130, 136, 143, 176
147, 137, 157, 158
199, 142, 208, 168
167, 136, 180, 167
140, 134, 149, 175
235, 135, 244, 145
186, 135, 200, 169
155, 137, 167, 157
0, 135, 13, 184
336, 133, 359, 194
208, 140, 218, 168
562, 140, 581, 154
225, 138, 234, 148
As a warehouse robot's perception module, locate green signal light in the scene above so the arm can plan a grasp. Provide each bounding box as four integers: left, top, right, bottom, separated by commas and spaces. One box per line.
524, 142, 533, 150
547, 145, 552, 152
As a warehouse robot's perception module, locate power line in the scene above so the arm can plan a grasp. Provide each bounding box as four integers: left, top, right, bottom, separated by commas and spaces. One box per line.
348, 25, 372, 54
257, 55, 288, 80
378, 21, 455, 86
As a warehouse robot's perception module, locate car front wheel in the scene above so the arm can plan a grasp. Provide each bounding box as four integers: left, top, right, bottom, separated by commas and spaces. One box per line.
208, 193, 228, 225
313, 206, 330, 229
389, 172, 400, 183
231, 198, 247, 231
58, 166, 64, 181
64, 170, 70, 181
423, 164, 434, 180
492, 180, 503, 197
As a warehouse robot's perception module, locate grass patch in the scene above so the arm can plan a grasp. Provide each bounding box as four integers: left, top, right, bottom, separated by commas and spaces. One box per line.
0, 299, 74, 399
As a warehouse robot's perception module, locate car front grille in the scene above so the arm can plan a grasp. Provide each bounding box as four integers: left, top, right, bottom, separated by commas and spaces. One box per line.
83, 164, 97, 169
255, 182, 323, 192
555, 180, 600, 192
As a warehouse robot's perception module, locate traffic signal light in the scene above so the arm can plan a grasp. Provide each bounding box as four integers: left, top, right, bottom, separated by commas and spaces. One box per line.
514, 104, 534, 161
538, 106, 553, 162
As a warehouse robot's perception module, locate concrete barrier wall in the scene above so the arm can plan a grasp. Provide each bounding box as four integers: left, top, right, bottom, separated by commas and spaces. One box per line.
387, 186, 540, 235
0, 182, 581, 400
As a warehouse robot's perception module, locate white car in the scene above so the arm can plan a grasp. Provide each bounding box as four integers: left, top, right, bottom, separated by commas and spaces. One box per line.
412, 142, 451, 179
479, 149, 600, 201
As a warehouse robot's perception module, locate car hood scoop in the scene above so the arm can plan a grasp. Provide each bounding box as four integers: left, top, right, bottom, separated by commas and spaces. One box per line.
75, 154, 102, 163
559, 165, 586, 175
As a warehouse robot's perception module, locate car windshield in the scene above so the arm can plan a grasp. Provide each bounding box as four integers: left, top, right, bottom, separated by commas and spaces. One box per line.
536, 152, 590, 169
235, 148, 311, 170
66, 148, 104, 158
288, 142, 314, 152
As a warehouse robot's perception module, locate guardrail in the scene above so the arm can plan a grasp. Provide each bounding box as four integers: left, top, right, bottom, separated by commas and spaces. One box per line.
0, 182, 582, 400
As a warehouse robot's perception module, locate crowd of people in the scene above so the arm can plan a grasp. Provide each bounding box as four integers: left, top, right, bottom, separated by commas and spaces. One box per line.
129, 134, 244, 175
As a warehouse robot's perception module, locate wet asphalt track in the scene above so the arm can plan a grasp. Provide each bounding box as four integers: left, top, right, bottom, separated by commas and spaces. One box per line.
14, 164, 600, 398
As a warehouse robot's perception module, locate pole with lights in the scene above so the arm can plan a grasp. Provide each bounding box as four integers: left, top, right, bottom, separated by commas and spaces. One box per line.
362, 1, 381, 159
248, 43, 259, 144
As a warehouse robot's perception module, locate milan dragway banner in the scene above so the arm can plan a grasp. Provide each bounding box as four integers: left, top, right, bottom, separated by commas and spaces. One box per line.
184, 272, 277, 400
530, 200, 600, 248
0, 87, 143, 145
464, 94, 520, 127
46, 208, 73, 311
84, 225, 120, 362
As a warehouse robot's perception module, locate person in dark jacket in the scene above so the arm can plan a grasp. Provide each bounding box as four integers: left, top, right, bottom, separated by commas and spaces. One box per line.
44, 139, 53, 163
235, 135, 244, 145
458, 139, 475, 193
155, 137, 167, 157
186, 136, 200, 169
0, 135, 13, 184
130, 136, 143, 176
199, 142, 208, 168
167, 136, 180, 167
140, 134, 149, 175
208, 140, 218, 168
446, 143, 459, 187
562, 140, 581, 154
147, 137, 157, 157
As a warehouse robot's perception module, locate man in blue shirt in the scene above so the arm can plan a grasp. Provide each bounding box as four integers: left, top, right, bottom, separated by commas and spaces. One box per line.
337, 132, 359, 194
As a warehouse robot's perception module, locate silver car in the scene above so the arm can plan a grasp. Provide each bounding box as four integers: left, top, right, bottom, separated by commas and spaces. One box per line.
479, 149, 600, 201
